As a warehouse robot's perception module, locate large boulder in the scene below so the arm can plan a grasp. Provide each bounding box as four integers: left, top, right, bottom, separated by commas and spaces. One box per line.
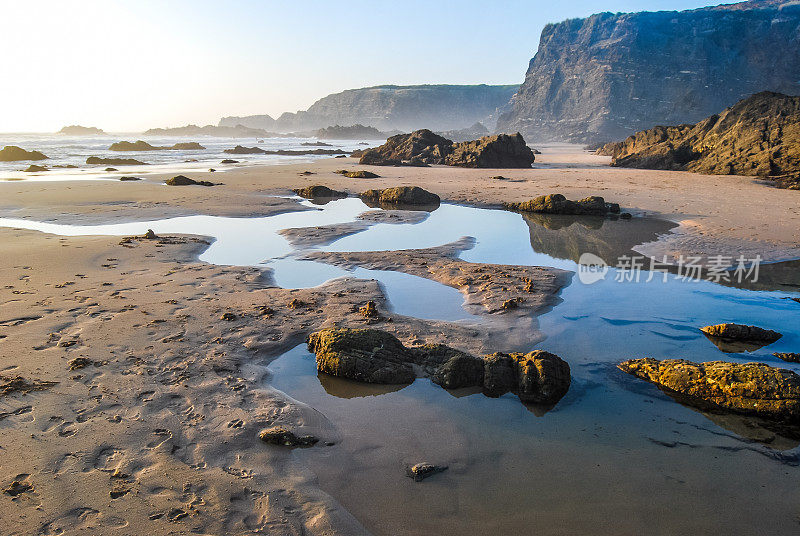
307, 328, 416, 384
700, 323, 782, 344
359, 129, 453, 166
165, 175, 214, 187
359, 186, 440, 206
0, 146, 47, 161
619, 358, 800, 422
483, 351, 571, 404
504, 194, 620, 215
445, 133, 535, 168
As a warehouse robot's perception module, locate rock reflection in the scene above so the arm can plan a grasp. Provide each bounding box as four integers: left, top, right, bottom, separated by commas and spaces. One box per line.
317, 372, 410, 399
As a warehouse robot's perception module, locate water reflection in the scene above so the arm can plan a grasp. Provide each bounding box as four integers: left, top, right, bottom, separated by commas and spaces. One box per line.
318, 372, 410, 399
701, 332, 777, 353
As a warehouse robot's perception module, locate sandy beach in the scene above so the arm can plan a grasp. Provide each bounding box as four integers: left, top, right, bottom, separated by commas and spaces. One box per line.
1, 149, 799, 535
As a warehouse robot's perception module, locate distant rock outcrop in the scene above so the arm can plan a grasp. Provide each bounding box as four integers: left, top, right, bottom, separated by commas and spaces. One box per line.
437, 122, 490, 142
315, 124, 388, 139
143, 124, 278, 138
223, 145, 347, 156
220, 84, 519, 133
109, 140, 206, 151
619, 357, 800, 422
596, 92, 800, 188
0, 146, 47, 161
497, 1, 800, 143
358, 129, 535, 168
58, 125, 104, 135
86, 156, 145, 166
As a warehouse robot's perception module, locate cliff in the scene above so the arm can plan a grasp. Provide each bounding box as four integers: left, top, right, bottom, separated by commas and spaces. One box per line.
220, 84, 518, 133
496, 0, 800, 144
597, 91, 800, 188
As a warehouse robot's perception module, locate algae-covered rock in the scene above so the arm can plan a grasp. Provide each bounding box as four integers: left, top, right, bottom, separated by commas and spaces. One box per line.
445, 133, 535, 168
775, 353, 800, 363
504, 194, 620, 215
483, 350, 571, 404
406, 463, 448, 481
700, 323, 782, 344
359, 186, 440, 206
430, 352, 485, 389
259, 427, 318, 447
0, 146, 47, 161
292, 185, 347, 199
618, 358, 800, 422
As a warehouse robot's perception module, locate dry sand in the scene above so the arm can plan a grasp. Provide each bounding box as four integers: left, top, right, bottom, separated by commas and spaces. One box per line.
1, 148, 798, 535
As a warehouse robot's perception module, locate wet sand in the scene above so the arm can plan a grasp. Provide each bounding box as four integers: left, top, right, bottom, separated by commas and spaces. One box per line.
1, 149, 799, 534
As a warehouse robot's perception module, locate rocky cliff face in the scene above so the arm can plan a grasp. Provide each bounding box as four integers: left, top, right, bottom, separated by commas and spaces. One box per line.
220, 84, 518, 133
497, 0, 800, 144
597, 91, 800, 187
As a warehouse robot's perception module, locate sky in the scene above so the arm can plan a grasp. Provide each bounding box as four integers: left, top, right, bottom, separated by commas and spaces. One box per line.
1, 0, 720, 132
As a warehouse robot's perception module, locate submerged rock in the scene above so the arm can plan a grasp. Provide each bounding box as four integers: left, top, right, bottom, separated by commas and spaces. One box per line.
336, 169, 379, 178
619, 358, 800, 422
292, 185, 347, 199
0, 146, 47, 161
259, 427, 318, 447
359, 186, 440, 206
406, 463, 448, 481
774, 353, 800, 363
165, 175, 214, 187
307, 328, 571, 405
503, 194, 620, 215
86, 156, 145, 166
700, 323, 782, 344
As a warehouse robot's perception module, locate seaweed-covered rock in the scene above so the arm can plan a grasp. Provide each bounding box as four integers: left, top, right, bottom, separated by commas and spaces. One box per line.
430, 351, 485, 389
23, 164, 48, 172
292, 185, 347, 199
336, 169, 380, 178
307, 328, 416, 384
504, 194, 620, 215
618, 358, 800, 422
483, 351, 571, 404
445, 133, 535, 168
86, 156, 145, 166
359, 129, 453, 166
406, 463, 448, 481
165, 175, 214, 187
0, 146, 47, 161
775, 353, 800, 363
700, 323, 783, 344
259, 427, 318, 447
359, 186, 440, 206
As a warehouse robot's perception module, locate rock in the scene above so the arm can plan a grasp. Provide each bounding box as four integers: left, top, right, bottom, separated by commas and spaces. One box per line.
0, 146, 47, 161
700, 323, 783, 344
503, 194, 619, 216
359, 186, 440, 206
23, 165, 48, 172
307, 328, 416, 384
165, 175, 214, 187
104, 167, 118, 172
774, 353, 800, 363
224, 145, 346, 156
618, 358, 800, 422
220, 312, 237, 321
483, 351, 571, 404
68, 357, 93, 371
224, 145, 266, 155
118, 176, 141, 181
171, 142, 205, 150
359, 300, 380, 319
86, 156, 145, 166
437, 121, 490, 142
259, 427, 318, 447
221, 159, 239, 164
316, 124, 387, 139
496, 3, 800, 144
301, 141, 333, 146
287, 298, 307, 309
143, 229, 157, 240
292, 185, 347, 199
58, 125, 104, 136
109, 140, 206, 151
336, 169, 379, 178
430, 351, 485, 389
406, 463, 448, 481
500, 298, 520, 310
597, 92, 800, 183
445, 133, 535, 168
359, 129, 453, 166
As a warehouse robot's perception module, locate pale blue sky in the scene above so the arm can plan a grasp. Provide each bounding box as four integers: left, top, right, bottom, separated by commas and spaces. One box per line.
2, 0, 719, 131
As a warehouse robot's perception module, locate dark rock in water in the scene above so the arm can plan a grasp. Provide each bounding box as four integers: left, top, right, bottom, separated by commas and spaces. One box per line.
618, 358, 800, 422
620, 212, 633, 220
597, 92, 800, 185
0, 146, 47, 161
359, 186, 440, 206
224, 145, 266, 155
170, 142, 205, 150
109, 140, 206, 151
221, 159, 239, 164
700, 323, 782, 344
359, 129, 453, 166
446, 133, 535, 168
775, 353, 800, 363
497, 2, 800, 144
483, 351, 571, 404
292, 185, 347, 199
307, 328, 416, 384
23, 164, 48, 172
301, 141, 333, 146
307, 328, 571, 405
336, 169, 379, 178
259, 427, 318, 447
143, 229, 157, 240
86, 156, 145, 166
208, 168, 216, 172
165, 175, 214, 187
406, 463, 448, 482
335, 154, 347, 158
504, 194, 619, 215
104, 167, 118, 172
118, 176, 141, 181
